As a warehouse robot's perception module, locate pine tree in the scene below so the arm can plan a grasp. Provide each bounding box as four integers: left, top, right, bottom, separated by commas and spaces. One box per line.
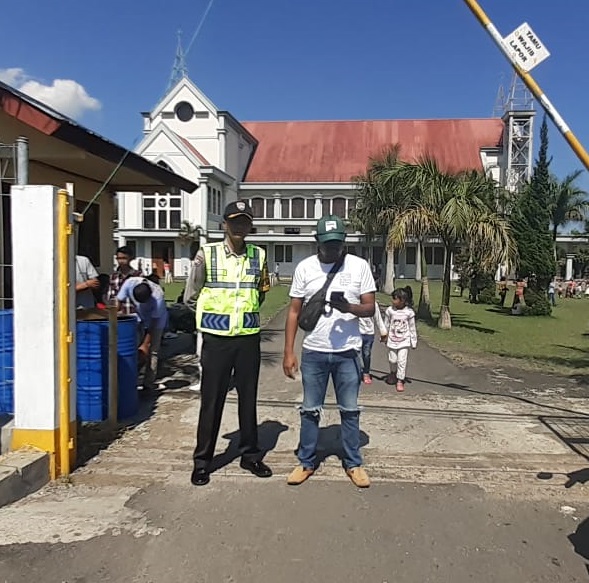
511, 115, 555, 314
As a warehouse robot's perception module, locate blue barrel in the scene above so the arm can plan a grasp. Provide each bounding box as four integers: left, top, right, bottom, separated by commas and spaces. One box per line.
0, 310, 14, 415
76, 317, 139, 422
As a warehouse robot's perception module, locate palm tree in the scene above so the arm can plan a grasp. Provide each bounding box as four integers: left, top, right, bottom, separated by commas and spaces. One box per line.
177, 220, 203, 259
548, 170, 588, 251
352, 145, 407, 293
390, 159, 516, 329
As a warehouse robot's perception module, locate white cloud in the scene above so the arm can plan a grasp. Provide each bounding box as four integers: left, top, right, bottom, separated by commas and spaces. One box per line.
0, 67, 101, 120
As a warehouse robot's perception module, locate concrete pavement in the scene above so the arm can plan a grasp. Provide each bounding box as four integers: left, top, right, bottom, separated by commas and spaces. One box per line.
69, 308, 589, 497
1, 308, 589, 580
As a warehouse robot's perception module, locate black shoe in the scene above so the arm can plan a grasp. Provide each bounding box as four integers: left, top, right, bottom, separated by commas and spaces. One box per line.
240, 460, 272, 478
191, 467, 210, 486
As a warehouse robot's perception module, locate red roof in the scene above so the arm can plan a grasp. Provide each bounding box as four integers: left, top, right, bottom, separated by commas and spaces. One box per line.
241, 119, 504, 183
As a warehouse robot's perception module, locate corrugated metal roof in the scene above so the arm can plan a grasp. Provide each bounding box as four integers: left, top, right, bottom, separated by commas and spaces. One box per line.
241, 119, 504, 183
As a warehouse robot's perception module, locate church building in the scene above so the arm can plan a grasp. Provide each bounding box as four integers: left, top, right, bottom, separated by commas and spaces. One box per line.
116, 75, 532, 279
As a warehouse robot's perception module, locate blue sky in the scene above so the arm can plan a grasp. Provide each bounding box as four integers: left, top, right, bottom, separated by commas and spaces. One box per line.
2, 0, 588, 188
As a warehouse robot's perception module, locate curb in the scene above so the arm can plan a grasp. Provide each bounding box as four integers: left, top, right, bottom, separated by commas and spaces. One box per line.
0, 449, 50, 508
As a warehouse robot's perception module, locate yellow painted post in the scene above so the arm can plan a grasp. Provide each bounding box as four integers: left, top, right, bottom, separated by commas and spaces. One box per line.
463, 0, 589, 172
57, 189, 73, 476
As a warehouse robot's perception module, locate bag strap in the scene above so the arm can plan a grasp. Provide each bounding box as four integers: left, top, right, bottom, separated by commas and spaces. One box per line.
320, 253, 346, 293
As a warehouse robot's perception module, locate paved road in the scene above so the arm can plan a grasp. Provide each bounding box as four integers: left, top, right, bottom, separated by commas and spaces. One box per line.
0, 480, 588, 582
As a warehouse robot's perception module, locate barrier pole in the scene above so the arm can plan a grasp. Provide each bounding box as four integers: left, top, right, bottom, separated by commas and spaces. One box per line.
463, 0, 589, 172
57, 189, 73, 476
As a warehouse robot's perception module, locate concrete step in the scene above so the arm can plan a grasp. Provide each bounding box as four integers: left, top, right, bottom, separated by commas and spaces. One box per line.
72, 448, 585, 495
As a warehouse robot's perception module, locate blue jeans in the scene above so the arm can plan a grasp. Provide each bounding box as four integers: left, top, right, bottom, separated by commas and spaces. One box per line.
298, 349, 363, 470
360, 334, 374, 375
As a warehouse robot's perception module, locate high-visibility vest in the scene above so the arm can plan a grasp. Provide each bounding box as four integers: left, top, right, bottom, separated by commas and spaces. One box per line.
196, 242, 264, 336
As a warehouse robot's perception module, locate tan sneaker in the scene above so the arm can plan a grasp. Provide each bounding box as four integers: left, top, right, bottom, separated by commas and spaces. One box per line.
287, 466, 314, 485
346, 466, 370, 488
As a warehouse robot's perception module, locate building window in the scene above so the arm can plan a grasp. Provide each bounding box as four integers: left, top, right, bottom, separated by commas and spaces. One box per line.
251, 198, 264, 218
208, 188, 223, 216
434, 247, 445, 265
322, 200, 330, 216
275, 244, 293, 263
306, 199, 315, 219
424, 246, 433, 265
292, 197, 304, 219
333, 197, 346, 218
143, 191, 182, 230
75, 200, 100, 266
406, 246, 416, 265
175, 101, 194, 122
281, 199, 290, 219
266, 199, 275, 218
347, 198, 356, 217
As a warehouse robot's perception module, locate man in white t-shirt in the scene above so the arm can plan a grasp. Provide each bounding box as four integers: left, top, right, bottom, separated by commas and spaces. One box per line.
283, 215, 376, 488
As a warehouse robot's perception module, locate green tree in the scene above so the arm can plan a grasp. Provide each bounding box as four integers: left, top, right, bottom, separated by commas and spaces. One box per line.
389, 159, 516, 329
548, 169, 588, 248
352, 145, 408, 294
177, 220, 202, 259
511, 115, 555, 304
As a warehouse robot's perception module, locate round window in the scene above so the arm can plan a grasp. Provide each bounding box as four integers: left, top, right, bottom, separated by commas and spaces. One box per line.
175, 101, 194, 122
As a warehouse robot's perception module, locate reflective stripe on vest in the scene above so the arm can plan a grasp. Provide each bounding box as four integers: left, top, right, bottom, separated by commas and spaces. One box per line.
196, 242, 264, 336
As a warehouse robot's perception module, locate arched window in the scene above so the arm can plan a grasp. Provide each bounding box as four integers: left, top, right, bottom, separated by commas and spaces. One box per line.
251, 198, 264, 218
292, 197, 304, 219
281, 199, 290, 219
157, 160, 172, 171
332, 197, 346, 218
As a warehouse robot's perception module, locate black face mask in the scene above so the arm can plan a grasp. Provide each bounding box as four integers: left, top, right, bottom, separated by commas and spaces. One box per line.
318, 241, 344, 264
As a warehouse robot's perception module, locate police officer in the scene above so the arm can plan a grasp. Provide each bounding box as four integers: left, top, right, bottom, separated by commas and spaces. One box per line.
184, 200, 272, 486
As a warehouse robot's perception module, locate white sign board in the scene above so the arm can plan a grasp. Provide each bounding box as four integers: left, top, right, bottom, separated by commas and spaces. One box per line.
503, 22, 550, 72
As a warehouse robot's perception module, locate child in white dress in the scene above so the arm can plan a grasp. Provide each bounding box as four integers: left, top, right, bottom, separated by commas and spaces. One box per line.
382, 287, 418, 392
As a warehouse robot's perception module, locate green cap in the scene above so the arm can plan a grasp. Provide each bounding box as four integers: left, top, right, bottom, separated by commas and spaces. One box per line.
316, 215, 346, 243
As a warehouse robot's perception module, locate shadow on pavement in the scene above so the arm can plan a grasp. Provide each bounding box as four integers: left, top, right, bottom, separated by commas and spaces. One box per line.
77, 331, 197, 468
568, 517, 589, 577
314, 424, 370, 467
208, 420, 289, 473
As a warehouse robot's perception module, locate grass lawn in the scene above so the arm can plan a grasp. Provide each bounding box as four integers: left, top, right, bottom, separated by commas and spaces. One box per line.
162, 280, 290, 325
379, 280, 589, 378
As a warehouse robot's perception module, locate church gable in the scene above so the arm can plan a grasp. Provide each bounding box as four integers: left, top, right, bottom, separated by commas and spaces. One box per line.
144, 77, 220, 141
136, 123, 206, 177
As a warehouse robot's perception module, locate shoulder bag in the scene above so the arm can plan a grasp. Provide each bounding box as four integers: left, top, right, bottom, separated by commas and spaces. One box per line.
298, 254, 345, 332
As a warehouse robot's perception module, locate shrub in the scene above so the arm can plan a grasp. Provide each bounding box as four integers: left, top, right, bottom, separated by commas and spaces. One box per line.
478, 284, 497, 305
521, 289, 552, 316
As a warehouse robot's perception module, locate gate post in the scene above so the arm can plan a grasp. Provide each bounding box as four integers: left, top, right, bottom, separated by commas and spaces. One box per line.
10, 185, 77, 478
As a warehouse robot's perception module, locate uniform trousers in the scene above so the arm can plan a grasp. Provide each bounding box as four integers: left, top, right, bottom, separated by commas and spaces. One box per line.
193, 332, 262, 469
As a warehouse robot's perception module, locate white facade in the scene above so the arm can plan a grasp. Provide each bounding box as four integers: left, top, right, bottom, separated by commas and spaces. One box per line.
117, 76, 506, 280
116, 77, 256, 279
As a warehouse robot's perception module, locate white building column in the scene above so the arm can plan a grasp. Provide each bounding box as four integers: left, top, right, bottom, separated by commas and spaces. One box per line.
566, 254, 575, 280
314, 193, 323, 219
10, 185, 76, 477
273, 193, 282, 219
217, 129, 227, 171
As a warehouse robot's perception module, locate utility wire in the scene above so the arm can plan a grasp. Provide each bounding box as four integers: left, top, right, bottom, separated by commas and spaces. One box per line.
185, 0, 217, 57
